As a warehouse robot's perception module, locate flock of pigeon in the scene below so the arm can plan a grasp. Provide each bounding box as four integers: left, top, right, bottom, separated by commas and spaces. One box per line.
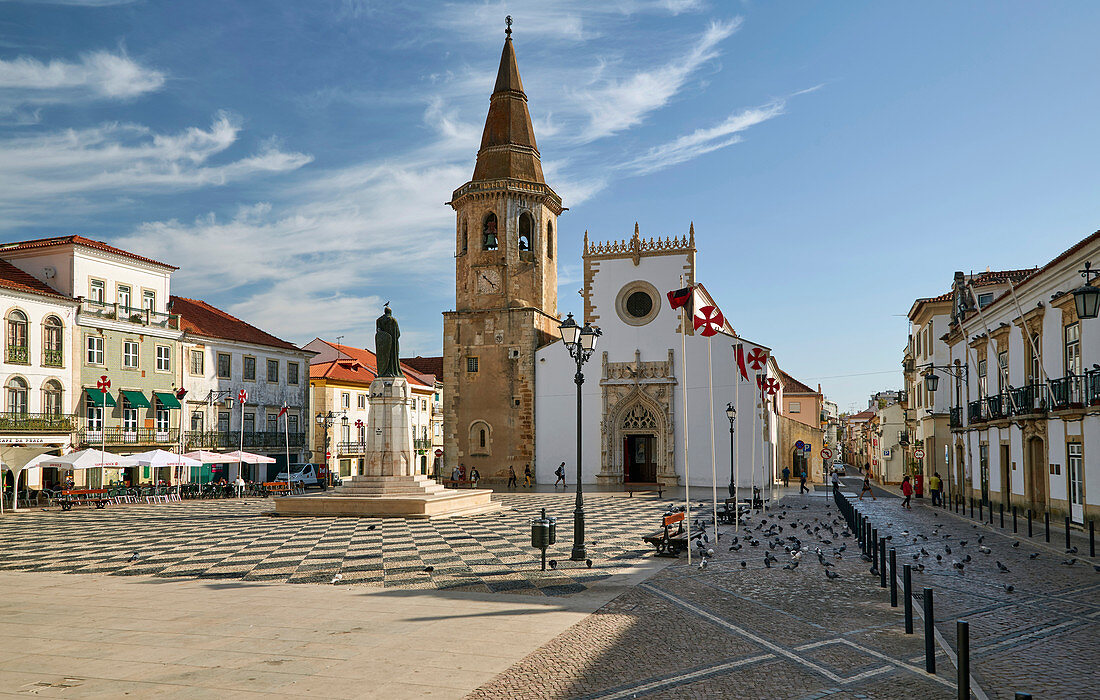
684, 498, 1099, 594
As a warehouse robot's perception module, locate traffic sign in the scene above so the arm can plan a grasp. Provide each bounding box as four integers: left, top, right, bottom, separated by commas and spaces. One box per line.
803, 443, 812, 453
795, 440, 805, 450
883, 448, 891, 458
914, 448, 925, 459
434, 448, 443, 457
821, 448, 832, 460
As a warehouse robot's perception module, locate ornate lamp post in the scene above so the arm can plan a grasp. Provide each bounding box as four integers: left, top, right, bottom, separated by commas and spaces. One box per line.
558, 312, 600, 562
725, 403, 736, 497
1072, 261, 1100, 320
315, 410, 342, 488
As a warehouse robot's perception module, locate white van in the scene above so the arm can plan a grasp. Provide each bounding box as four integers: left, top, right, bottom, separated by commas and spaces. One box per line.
275, 463, 322, 488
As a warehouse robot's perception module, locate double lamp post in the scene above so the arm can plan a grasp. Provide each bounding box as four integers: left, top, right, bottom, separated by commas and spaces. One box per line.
557, 312, 600, 562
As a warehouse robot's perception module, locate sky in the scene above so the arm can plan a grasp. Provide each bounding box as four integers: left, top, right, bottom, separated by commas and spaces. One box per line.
1, 1, 1098, 412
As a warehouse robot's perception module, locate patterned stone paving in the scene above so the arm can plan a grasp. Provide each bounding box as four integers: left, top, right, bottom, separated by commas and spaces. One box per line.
0, 493, 667, 596
469, 489, 1100, 699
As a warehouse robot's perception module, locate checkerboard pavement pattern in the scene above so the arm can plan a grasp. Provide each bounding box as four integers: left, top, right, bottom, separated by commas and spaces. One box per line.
0, 493, 668, 596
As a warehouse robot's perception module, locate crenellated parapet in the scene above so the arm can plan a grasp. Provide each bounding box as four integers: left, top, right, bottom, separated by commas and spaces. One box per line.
583, 222, 696, 265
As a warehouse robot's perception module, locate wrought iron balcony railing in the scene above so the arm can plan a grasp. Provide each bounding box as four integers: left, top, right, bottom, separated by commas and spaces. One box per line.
79, 427, 179, 445
42, 348, 64, 367
968, 400, 984, 424
337, 441, 367, 455
184, 430, 308, 450
1087, 369, 1100, 406
1049, 374, 1085, 410
414, 438, 433, 451
79, 299, 180, 330
0, 412, 74, 432
7, 345, 28, 363
949, 407, 963, 429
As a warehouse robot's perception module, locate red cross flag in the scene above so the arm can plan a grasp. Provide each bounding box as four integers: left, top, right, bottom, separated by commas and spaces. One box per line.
238, 389, 247, 404
97, 375, 111, 391
693, 305, 725, 337
355, 419, 364, 428
764, 377, 780, 396
733, 341, 769, 381
277, 401, 288, 418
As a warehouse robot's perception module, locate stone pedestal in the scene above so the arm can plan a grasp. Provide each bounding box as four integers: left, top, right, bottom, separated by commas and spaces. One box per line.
275, 377, 498, 519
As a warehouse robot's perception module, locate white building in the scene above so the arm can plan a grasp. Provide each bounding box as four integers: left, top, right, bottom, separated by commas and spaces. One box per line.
945, 231, 1099, 524
0, 259, 80, 490
171, 296, 312, 481
535, 227, 783, 490
872, 400, 907, 484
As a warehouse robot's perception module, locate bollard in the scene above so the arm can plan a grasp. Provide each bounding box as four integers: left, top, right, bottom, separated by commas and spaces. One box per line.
989, 502, 994, 525
1045, 511, 1050, 543
1015, 694, 1032, 700
923, 588, 935, 673
979, 499, 983, 521
1013, 505, 1017, 533
1091, 521, 1095, 558
970, 497, 974, 519
889, 548, 898, 607
1000, 503, 1004, 529
903, 564, 913, 634
957, 620, 970, 700
1028, 509, 1033, 538
870, 528, 878, 572
1065, 516, 1072, 551
879, 537, 887, 588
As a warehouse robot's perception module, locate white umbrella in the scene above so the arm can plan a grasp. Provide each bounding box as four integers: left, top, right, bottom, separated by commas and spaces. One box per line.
130, 449, 202, 468
221, 450, 276, 464
39, 449, 138, 470
4, 453, 55, 512
183, 450, 231, 463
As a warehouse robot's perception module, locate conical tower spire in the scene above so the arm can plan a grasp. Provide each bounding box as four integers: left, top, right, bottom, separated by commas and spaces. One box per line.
471, 20, 545, 183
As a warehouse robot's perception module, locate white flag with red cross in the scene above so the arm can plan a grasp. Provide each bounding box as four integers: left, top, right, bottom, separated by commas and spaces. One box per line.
693, 304, 725, 337
734, 340, 770, 381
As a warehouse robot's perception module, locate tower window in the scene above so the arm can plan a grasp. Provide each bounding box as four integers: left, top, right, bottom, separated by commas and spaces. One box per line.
547, 221, 553, 259
460, 219, 468, 255
518, 212, 533, 252
467, 356, 479, 372
479, 430, 486, 448
483, 213, 498, 251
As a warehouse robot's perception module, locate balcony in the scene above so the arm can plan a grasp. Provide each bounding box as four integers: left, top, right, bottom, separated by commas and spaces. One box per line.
1088, 369, 1100, 406
414, 438, 432, 451
1049, 375, 1085, 410
185, 431, 308, 450
42, 348, 63, 367
80, 427, 179, 445
986, 394, 1004, 420
0, 412, 75, 433
6, 345, 28, 364
337, 441, 367, 455
949, 407, 962, 429
79, 299, 180, 330
1010, 384, 1044, 415
967, 400, 984, 424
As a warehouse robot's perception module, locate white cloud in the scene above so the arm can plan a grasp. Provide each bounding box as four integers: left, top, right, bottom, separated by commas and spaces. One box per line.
0, 113, 312, 215
0, 50, 165, 106
625, 99, 785, 174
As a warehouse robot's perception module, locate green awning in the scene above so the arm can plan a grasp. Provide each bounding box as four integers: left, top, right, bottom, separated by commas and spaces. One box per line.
84, 387, 116, 407
120, 390, 150, 408
153, 391, 181, 409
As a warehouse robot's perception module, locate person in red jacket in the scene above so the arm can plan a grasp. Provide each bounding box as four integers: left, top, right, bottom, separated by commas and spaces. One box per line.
901, 475, 913, 510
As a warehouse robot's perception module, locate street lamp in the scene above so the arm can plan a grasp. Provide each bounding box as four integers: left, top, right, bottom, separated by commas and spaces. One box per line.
725, 403, 736, 497
1072, 261, 1100, 319
558, 312, 601, 562
315, 410, 342, 488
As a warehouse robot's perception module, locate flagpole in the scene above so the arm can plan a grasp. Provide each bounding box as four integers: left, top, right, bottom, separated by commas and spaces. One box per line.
238, 394, 245, 486
734, 346, 740, 532
707, 336, 718, 544
679, 275, 691, 566
750, 377, 758, 512
283, 404, 291, 496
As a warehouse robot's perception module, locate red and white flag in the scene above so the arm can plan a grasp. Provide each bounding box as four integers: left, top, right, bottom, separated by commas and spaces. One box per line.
666, 285, 695, 310
734, 341, 769, 381
693, 305, 725, 337
277, 402, 288, 418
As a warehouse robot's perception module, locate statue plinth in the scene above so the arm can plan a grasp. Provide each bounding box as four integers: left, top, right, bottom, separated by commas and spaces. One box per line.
365, 377, 414, 477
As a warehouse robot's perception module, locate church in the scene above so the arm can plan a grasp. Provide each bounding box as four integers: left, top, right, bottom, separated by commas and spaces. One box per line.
443, 25, 820, 489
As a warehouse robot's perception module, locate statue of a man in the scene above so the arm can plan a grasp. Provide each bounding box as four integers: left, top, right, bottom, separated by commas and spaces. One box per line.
375, 305, 401, 377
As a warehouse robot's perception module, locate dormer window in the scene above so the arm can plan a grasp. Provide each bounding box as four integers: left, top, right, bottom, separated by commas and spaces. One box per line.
483, 212, 499, 251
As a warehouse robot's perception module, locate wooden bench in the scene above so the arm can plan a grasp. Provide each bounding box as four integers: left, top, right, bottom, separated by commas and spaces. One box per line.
442, 479, 477, 489
624, 481, 664, 498
263, 482, 291, 496
717, 498, 750, 524
643, 511, 688, 557
58, 489, 111, 511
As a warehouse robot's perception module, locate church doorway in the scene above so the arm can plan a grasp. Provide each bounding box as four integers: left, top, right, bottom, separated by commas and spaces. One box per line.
791, 449, 807, 478
624, 435, 656, 482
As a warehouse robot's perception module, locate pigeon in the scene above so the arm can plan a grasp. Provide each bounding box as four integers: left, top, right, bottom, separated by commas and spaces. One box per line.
945, 545, 952, 554
706, 548, 715, 558
1062, 558, 1077, 566
1029, 553, 1041, 560
979, 546, 991, 555
1012, 541, 1020, 548
367, 524, 376, 531
698, 559, 708, 571
936, 555, 943, 562
1002, 584, 1015, 593
764, 557, 773, 568
920, 548, 930, 556
586, 559, 593, 568
912, 553, 921, 561
825, 569, 841, 580
959, 540, 968, 547
549, 560, 557, 569
963, 555, 972, 563
331, 573, 343, 584
1067, 546, 1078, 554
977, 535, 985, 544
952, 561, 965, 572
740, 561, 747, 568
996, 561, 1010, 573
782, 561, 799, 570
915, 563, 926, 572
127, 552, 139, 562
1093, 565, 1100, 573
423, 565, 434, 573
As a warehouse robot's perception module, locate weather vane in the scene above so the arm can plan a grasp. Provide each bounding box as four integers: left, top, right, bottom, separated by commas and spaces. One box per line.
505, 15, 512, 37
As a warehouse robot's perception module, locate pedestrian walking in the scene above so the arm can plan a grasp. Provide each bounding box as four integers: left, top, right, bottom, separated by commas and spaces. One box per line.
831, 470, 840, 492
858, 474, 876, 501
235, 475, 245, 499
799, 473, 809, 494
554, 462, 566, 487
523, 464, 533, 488
470, 467, 480, 487
929, 471, 942, 506
781, 466, 790, 487
507, 465, 518, 489
900, 475, 913, 510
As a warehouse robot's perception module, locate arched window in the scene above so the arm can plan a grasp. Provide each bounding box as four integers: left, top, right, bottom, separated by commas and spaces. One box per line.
7, 376, 28, 414
518, 212, 533, 252
546, 221, 554, 259
479, 429, 486, 448
469, 420, 491, 455
6, 310, 28, 364
482, 212, 499, 251
43, 316, 63, 367
43, 380, 62, 416
460, 219, 468, 255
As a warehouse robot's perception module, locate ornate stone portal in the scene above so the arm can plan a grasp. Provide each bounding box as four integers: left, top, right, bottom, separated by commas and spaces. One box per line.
597, 350, 679, 487
276, 306, 499, 519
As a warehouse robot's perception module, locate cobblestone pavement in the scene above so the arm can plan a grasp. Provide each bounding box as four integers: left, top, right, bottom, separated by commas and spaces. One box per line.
0, 493, 667, 596
469, 488, 1100, 699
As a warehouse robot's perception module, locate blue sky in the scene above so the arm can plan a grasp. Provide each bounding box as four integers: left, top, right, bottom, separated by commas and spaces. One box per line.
1, 1, 1098, 412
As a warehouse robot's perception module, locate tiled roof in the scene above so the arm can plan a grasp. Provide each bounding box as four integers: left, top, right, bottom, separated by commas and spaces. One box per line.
0, 259, 72, 301
848, 410, 875, 420
778, 369, 817, 395
968, 268, 1038, 286
311, 341, 434, 389
170, 296, 301, 351
0, 235, 177, 270
401, 356, 443, 383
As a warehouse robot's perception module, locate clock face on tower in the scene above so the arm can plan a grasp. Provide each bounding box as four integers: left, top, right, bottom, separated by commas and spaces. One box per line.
476, 267, 502, 295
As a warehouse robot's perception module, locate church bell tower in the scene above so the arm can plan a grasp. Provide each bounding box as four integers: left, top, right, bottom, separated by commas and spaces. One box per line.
442, 19, 563, 479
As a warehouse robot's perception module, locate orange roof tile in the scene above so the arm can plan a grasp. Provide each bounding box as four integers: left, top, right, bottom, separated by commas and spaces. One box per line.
0, 235, 177, 270
401, 356, 442, 383
0, 259, 72, 301
170, 296, 301, 351
778, 369, 818, 395
312, 340, 434, 389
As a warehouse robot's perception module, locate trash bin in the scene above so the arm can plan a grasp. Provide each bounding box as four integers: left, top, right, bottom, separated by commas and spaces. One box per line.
530, 508, 556, 570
